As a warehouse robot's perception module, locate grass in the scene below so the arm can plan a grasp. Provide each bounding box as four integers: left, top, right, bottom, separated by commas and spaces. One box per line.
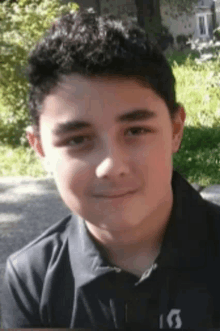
0, 143, 47, 177
0, 49, 220, 186
173, 126, 220, 187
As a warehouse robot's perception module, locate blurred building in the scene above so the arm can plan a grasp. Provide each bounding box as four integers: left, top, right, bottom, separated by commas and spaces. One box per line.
62, 0, 220, 43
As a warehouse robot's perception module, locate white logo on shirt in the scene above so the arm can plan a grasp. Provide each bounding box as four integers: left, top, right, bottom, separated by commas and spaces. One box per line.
160, 309, 182, 329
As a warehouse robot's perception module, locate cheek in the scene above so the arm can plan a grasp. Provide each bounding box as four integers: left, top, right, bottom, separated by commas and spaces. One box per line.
139, 129, 172, 162
53, 153, 91, 196
140, 129, 173, 179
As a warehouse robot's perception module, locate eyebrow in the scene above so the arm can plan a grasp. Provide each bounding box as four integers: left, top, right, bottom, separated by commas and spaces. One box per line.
52, 109, 157, 136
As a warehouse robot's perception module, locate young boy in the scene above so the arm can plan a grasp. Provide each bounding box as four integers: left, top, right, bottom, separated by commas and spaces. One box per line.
2, 7, 220, 330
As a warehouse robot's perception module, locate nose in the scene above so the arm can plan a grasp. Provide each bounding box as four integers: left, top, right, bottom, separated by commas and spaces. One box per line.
96, 158, 130, 179
95, 140, 130, 179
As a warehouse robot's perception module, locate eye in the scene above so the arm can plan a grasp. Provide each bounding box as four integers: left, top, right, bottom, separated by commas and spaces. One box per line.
66, 135, 92, 146
125, 126, 151, 137
64, 127, 151, 148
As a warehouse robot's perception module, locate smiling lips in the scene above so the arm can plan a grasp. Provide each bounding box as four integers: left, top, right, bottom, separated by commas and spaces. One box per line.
95, 190, 136, 199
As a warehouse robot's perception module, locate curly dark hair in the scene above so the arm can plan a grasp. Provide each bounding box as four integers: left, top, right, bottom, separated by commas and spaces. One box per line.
25, 7, 180, 139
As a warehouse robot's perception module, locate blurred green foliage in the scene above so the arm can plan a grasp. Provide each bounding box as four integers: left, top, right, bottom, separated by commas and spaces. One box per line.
0, 0, 79, 146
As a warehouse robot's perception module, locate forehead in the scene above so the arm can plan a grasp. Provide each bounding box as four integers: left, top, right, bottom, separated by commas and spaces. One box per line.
45, 73, 164, 104
52, 74, 153, 103
40, 74, 169, 127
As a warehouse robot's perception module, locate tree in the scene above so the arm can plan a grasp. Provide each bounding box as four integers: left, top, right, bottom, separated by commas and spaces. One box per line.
134, 0, 199, 48
0, 0, 79, 146
134, 0, 162, 43
94, 0, 100, 15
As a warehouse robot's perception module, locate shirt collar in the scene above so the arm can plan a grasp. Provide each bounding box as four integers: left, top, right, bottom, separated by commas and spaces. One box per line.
68, 214, 114, 288
68, 170, 209, 288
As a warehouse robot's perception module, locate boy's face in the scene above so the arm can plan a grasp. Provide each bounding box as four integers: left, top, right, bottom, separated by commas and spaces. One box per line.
28, 75, 185, 233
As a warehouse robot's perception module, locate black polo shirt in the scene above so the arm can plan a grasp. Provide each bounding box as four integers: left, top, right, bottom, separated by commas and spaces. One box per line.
2, 170, 220, 329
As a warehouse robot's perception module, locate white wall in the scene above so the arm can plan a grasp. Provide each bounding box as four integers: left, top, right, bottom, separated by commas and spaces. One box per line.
161, 3, 196, 44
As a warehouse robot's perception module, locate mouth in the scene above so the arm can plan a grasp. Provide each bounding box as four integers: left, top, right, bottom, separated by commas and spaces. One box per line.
95, 191, 136, 200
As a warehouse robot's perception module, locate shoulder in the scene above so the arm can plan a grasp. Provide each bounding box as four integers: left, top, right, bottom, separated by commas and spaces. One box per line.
5, 213, 74, 284
2, 214, 77, 327
203, 198, 220, 233
173, 170, 220, 220
173, 170, 220, 245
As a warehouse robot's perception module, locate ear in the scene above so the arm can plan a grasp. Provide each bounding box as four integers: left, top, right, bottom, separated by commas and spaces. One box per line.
172, 106, 186, 154
26, 126, 45, 160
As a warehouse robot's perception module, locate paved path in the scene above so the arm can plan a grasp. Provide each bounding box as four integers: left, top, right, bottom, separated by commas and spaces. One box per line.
0, 176, 220, 327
